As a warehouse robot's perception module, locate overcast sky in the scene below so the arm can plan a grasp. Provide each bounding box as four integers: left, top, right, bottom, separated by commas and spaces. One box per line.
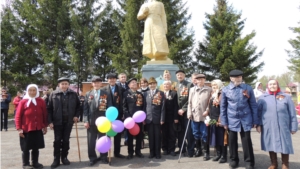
185, 0, 300, 79
1, 0, 299, 79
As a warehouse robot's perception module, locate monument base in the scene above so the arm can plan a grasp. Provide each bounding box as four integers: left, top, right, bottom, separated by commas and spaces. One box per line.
146, 59, 173, 65
141, 64, 179, 85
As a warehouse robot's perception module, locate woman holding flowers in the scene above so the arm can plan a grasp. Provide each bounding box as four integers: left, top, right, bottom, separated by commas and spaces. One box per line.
257, 80, 298, 169
207, 79, 228, 163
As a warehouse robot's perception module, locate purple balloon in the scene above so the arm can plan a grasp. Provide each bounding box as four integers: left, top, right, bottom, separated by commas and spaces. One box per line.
133, 111, 146, 123
124, 117, 135, 129
96, 136, 111, 153
111, 120, 124, 133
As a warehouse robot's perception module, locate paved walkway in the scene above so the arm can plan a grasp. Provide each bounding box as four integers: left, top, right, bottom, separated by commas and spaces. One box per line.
1, 120, 300, 169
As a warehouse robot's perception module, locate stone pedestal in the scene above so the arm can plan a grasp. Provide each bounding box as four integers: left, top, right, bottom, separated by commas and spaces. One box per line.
141, 63, 179, 85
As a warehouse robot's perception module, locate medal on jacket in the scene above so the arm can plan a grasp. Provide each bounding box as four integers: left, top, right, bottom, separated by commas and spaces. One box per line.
99, 94, 107, 111
180, 86, 188, 97
152, 92, 162, 105
116, 96, 120, 104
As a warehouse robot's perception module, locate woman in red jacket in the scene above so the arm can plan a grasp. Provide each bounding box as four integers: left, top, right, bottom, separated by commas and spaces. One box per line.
15, 84, 48, 169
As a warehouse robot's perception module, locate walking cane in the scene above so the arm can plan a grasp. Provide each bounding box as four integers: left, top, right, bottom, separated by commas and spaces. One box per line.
108, 148, 111, 166
75, 122, 81, 162
178, 119, 191, 163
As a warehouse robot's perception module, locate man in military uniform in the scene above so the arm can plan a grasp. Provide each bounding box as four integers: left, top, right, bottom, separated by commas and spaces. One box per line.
123, 78, 145, 159
83, 76, 112, 166
161, 80, 178, 156
175, 70, 194, 157
47, 77, 80, 168
144, 77, 165, 159
102, 73, 125, 158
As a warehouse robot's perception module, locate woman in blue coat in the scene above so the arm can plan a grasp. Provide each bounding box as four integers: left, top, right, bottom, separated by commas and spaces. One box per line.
257, 80, 298, 169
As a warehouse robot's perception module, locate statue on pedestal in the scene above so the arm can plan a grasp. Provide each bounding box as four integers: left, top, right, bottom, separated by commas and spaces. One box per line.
137, 0, 169, 61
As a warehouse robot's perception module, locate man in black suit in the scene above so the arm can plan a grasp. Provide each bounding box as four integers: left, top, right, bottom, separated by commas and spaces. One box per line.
161, 80, 178, 156
123, 78, 145, 159
102, 73, 125, 158
144, 77, 165, 159
83, 76, 112, 166
175, 70, 194, 157
116, 72, 129, 145
116, 73, 129, 91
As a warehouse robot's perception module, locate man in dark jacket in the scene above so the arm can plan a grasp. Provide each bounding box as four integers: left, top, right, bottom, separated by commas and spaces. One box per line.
102, 73, 125, 158
123, 78, 145, 159
116, 73, 129, 146
47, 77, 80, 168
1, 87, 11, 131
175, 70, 194, 157
83, 76, 112, 166
161, 80, 178, 156
144, 77, 165, 159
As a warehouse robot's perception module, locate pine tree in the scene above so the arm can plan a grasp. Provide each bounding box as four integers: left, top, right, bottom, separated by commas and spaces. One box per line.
287, 6, 300, 77
160, 0, 195, 76
66, 0, 102, 85
1, 4, 16, 87
92, 0, 122, 79
21, 0, 72, 88
194, 0, 264, 83
115, 0, 146, 78
1, 1, 44, 90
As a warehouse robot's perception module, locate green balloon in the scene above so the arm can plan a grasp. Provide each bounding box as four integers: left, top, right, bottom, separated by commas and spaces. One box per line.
107, 128, 117, 137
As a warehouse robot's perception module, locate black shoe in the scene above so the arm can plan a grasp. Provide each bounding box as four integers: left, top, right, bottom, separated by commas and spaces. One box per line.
148, 154, 155, 159
124, 140, 128, 146
170, 152, 176, 156
229, 161, 239, 168
135, 152, 144, 158
203, 153, 210, 161
155, 155, 161, 159
51, 160, 60, 169
32, 162, 43, 169
101, 158, 109, 164
114, 153, 125, 158
188, 153, 194, 158
89, 161, 96, 166
219, 156, 227, 163
127, 154, 133, 160
61, 157, 70, 165
162, 151, 168, 155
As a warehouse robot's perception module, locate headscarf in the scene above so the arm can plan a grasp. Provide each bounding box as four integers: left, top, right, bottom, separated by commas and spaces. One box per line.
211, 79, 224, 98
23, 84, 40, 107
267, 79, 281, 95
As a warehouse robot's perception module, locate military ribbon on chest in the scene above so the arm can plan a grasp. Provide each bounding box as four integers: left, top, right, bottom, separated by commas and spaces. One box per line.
180, 86, 188, 97
152, 92, 162, 105
99, 94, 107, 111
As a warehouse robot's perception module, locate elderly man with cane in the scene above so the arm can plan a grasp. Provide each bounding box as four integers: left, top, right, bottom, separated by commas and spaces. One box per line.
47, 77, 81, 169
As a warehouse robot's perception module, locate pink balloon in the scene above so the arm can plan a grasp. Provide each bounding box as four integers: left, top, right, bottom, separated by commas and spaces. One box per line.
96, 136, 111, 153
132, 111, 146, 123
124, 117, 135, 129
112, 120, 124, 133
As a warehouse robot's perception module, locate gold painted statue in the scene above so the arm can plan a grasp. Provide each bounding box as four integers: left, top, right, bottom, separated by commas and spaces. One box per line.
137, 0, 169, 61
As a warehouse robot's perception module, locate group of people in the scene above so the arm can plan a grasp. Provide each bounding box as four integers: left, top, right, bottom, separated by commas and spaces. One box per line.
10, 69, 298, 169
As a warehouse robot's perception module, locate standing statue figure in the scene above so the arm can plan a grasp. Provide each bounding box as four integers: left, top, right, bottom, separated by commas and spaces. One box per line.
137, 0, 169, 61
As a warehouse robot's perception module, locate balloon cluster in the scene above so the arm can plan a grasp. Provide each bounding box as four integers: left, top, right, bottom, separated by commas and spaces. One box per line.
95, 107, 146, 153
124, 110, 146, 136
